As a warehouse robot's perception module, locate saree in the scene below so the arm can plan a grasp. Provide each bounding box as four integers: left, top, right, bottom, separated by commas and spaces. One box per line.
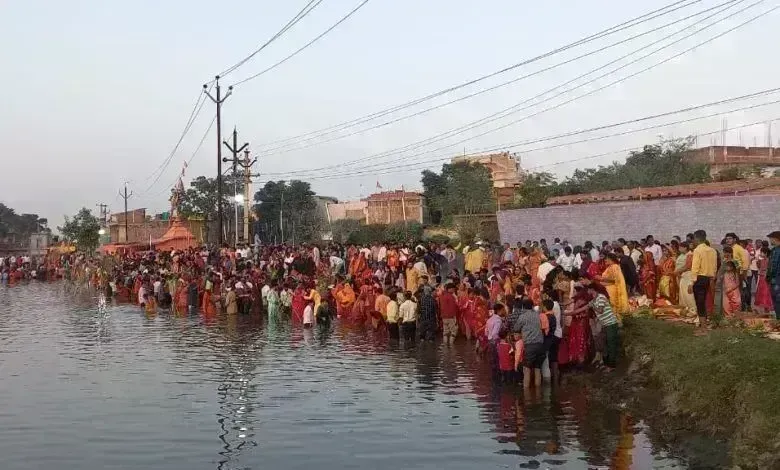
291, 287, 306, 323
601, 263, 629, 318
657, 256, 679, 304
457, 291, 474, 340
640, 252, 657, 301
677, 254, 697, 312
755, 258, 774, 311
722, 272, 741, 317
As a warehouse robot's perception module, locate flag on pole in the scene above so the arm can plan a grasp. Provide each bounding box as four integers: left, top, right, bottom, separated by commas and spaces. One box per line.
376, 181, 382, 190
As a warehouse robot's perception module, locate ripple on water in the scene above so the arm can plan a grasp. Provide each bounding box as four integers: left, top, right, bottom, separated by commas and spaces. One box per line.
0, 283, 704, 470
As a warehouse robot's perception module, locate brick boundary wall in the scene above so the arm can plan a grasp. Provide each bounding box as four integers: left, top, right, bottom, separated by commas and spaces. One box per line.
497, 194, 780, 245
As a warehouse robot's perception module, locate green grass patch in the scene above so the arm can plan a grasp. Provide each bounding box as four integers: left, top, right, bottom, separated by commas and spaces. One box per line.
622, 317, 780, 469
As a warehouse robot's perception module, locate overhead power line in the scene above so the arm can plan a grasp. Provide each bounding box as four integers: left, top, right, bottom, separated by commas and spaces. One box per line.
232, 0, 373, 87
251, 114, 780, 185
217, 0, 324, 78
261, 0, 741, 156
141, 88, 210, 194
264, 0, 762, 177
254, 0, 703, 148
253, 89, 780, 181
149, 113, 219, 199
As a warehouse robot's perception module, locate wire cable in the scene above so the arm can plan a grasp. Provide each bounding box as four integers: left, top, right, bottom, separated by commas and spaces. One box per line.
232, 0, 372, 87
251, 114, 780, 185
149, 113, 218, 199
253, 0, 703, 148
260, 0, 740, 156
255, 87, 780, 180
217, 0, 324, 78
270, 0, 770, 177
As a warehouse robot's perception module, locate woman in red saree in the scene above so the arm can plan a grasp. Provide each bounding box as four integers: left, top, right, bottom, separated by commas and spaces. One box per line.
754, 247, 774, 314
356, 282, 376, 325
639, 251, 657, 301
348, 253, 368, 279
174, 278, 188, 314
472, 291, 490, 352
132, 275, 142, 304
457, 285, 474, 340
563, 286, 592, 365
291, 284, 307, 323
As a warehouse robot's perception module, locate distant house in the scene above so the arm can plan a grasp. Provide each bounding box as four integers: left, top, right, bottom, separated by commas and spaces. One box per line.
451, 151, 526, 205
684, 145, 780, 178
364, 190, 425, 225
325, 199, 368, 224
29, 232, 52, 257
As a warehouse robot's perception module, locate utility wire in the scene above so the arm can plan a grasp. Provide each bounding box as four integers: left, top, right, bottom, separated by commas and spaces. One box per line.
525, 115, 780, 171
142, 83, 214, 194
259, 87, 780, 179
232, 0, 372, 87
217, 0, 324, 78
261, 0, 740, 156
149, 114, 218, 199
141, 91, 205, 184
269, 0, 769, 177
251, 114, 780, 185
254, 0, 702, 148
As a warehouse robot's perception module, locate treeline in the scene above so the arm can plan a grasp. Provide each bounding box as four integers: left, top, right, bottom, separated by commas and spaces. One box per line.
512, 139, 711, 208
421, 138, 757, 213
0, 203, 49, 242
329, 220, 423, 245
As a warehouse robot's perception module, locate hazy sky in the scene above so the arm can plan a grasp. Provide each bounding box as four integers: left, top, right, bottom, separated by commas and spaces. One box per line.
2, 0, 779, 228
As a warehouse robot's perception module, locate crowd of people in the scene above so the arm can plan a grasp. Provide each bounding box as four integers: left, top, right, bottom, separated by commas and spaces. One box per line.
11, 228, 780, 388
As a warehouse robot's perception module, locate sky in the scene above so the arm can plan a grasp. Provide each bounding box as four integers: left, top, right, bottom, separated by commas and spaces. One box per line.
2, 0, 779, 229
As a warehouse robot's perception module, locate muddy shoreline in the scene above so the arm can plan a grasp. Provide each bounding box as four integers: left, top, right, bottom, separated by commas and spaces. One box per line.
572, 317, 780, 469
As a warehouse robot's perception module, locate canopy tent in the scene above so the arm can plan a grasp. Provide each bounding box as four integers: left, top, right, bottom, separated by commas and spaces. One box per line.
152, 218, 197, 251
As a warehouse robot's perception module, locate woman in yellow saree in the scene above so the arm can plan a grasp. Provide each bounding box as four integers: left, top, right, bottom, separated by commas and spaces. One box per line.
658, 245, 679, 304
597, 252, 629, 320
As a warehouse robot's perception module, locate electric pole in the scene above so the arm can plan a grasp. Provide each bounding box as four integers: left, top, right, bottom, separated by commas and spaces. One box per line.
118, 182, 133, 243
242, 148, 253, 243
222, 127, 248, 247
96, 203, 108, 226
203, 76, 232, 246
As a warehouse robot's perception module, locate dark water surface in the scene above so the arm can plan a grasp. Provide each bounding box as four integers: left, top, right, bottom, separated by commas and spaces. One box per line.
1, 283, 695, 469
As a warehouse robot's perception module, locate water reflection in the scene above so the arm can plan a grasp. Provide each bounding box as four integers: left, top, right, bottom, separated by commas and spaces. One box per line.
0, 283, 716, 470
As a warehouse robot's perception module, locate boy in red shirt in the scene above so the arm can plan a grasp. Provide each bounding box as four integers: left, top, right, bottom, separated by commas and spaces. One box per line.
497, 330, 515, 382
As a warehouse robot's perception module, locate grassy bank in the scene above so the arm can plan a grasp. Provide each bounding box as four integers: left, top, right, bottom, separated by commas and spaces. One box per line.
622, 317, 780, 469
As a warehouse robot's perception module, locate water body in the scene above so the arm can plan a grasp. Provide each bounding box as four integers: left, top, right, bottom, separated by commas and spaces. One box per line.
1, 283, 706, 469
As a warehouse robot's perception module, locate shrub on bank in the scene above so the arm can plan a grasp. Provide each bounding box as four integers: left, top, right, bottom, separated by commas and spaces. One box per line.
623, 317, 780, 469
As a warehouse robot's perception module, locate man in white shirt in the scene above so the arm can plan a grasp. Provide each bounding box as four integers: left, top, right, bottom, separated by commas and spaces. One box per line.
399, 293, 417, 342
538, 259, 556, 283
556, 246, 575, 272
644, 235, 662, 265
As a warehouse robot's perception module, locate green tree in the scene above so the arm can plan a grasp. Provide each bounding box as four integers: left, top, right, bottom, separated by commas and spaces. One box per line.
254, 180, 319, 243
421, 161, 495, 224
512, 171, 558, 208
58, 208, 100, 253
421, 169, 446, 224
178, 175, 244, 242
556, 138, 710, 196
0, 203, 49, 241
